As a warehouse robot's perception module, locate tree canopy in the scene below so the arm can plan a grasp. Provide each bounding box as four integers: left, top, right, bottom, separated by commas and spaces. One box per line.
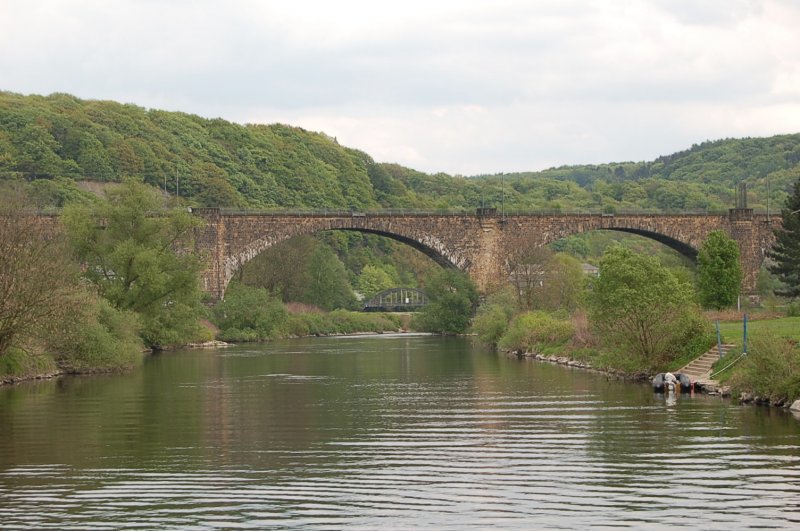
63, 180, 206, 347
2, 91, 799, 215
768, 178, 800, 299
697, 230, 742, 309
589, 246, 709, 369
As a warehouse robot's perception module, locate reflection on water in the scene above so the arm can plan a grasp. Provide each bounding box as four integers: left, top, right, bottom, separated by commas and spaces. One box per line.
1, 336, 799, 529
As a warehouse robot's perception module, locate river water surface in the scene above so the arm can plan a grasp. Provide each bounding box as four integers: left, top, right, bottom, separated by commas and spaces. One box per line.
1, 335, 799, 529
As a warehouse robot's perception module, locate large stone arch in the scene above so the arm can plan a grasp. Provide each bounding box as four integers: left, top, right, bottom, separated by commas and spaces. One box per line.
192, 210, 473, 299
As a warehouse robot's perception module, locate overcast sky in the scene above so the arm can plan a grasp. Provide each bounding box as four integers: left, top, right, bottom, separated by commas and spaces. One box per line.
1, 0, 799, 175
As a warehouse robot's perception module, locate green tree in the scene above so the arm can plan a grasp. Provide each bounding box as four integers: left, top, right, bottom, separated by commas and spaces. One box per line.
303, 244, 356, 310
588, 246, 708, 369
357, 264, 399, 299
63, 180, 206, 347
768, 179, 800, 298
697, 230, 742, 309
471, 287, 517, 345
414, 269, 478, 334
212, 283, 288, 341
541, 253, 585, 313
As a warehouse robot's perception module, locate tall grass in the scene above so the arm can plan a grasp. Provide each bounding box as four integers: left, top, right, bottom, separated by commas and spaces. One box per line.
723, 334, 800, 404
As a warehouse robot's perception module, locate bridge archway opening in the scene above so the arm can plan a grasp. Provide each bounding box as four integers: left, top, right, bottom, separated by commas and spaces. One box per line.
231, 228, 449, 307
546, 229, 698, 269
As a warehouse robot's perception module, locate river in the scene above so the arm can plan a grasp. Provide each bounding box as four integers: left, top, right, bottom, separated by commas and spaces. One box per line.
1, 335, 798, 529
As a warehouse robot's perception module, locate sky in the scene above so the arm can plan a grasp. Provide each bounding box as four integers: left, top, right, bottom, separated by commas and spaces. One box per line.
1, 0, 799, 175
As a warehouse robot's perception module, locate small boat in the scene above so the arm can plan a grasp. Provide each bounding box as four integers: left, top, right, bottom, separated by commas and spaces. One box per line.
652, 372, 692, 393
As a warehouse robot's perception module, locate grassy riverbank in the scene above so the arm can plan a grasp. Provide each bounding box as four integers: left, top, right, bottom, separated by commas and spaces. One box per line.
217, 309, 407, 342
702, 315, 800, 406
717, 316, 800, 343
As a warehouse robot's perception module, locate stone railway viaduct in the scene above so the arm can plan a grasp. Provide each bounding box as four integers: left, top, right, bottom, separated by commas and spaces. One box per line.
192, 208, 777, 300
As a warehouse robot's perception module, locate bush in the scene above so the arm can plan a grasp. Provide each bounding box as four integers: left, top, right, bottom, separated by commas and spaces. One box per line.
726, 334, 800, 404
213, 284, 289, 341
472, 304, 510, 345
0, 347, 58, 379
282, 310, 401, 337
471, 287, 519, 345
54, 297, 143, 373
498, 311, 575, 353
412, 269, 478, 334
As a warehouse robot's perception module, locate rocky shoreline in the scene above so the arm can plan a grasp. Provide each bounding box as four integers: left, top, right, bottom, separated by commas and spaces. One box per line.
508, 349, 800, 414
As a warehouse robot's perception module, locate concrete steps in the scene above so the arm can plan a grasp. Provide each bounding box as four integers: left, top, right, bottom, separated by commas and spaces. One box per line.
678, 344, 736, 384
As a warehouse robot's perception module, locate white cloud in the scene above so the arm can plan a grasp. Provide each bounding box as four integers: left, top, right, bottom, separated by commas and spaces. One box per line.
1, 0, 799, 174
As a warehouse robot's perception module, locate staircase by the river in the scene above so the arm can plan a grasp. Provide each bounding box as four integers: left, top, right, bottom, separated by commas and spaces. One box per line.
678, 343, 736, 386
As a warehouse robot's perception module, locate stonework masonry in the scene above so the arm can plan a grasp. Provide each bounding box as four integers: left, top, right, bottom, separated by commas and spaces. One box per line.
191, 209, 777, 300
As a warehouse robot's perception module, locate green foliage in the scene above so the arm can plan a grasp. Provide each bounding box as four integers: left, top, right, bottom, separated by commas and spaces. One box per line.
472, 305, 511, 345
697, 230, 742, 309
497, 311, 575, 353
357, 264, 400, 299
63, 180, 206, 347
213, 284, 289, 342
588, 246, 710, 370
0, 91, 379, 210
239, 235, 357, 310
768, 178, 800, 298
413, 269, 478, 334
726, 335, 800, 404
284, 310, 402, 337
0, 347, 57, 379
471, 287, 518, 345
2, 92, 798, 215
304, 244, 357, 310
54, 296, 143, 373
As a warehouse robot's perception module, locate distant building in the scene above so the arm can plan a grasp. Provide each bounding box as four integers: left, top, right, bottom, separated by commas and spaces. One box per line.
581, 263, 599, 277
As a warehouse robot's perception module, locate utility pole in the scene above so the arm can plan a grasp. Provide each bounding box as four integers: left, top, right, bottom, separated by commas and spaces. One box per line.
501, 174, 505, 221
767, 178, 771, 222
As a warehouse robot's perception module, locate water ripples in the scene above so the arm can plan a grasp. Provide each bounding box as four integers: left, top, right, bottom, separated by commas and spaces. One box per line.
1, 338, 799, 529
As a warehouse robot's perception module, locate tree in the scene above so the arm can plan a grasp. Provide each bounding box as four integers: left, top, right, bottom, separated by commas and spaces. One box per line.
212, 283, 288, 341
506, 243, 552, 310
541, 253, 585, 313
357, 264, 399, 300
63, 180, 206, 347
0, 187, 79, 355
303, 244, 356, 310
697, 230, 742, 309
768, 179, 800, 298
588, 246, 709, 369
414, 269, 478, 334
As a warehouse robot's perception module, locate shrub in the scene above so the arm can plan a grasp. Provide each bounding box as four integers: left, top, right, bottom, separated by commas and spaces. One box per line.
726, 334, 800, 404
472, 304, 510, 345
0, 347, 58, 379
412, 269, 478, 334
498, 311, 575, 353
213, 284, 288, 341
54, 297, 143, 373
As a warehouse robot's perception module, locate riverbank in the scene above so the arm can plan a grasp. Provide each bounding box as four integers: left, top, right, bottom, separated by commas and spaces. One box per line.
508, 346, 800, 415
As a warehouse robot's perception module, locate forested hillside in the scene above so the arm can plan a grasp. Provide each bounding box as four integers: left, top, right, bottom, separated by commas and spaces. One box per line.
1, 91, 799, 213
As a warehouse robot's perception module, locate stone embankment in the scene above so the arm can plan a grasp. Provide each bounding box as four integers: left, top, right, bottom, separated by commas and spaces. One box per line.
508, 351, 650, 383
513, 348, 800, 414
